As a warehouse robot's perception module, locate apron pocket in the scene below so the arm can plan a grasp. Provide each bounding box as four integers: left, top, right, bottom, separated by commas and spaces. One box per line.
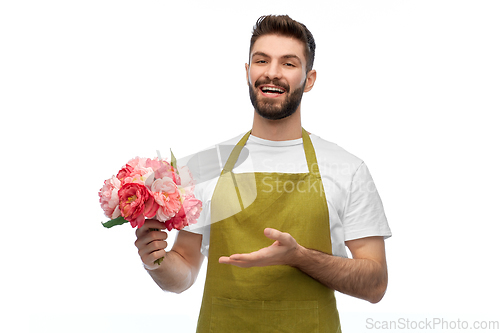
209, 297, 319, 333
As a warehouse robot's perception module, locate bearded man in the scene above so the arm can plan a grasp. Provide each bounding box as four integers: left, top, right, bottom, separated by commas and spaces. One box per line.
134, 15, 391, 332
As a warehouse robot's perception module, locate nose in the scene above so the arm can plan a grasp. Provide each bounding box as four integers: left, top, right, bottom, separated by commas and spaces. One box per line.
265, 60, 282, 81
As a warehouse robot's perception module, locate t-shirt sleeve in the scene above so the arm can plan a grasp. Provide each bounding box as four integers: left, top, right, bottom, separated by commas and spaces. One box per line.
342, 162, 391, 241
183, 224, 210, 257
182, 182, 212, 257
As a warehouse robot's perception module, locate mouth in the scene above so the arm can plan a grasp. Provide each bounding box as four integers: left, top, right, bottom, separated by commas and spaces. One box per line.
259, 85, 286, 97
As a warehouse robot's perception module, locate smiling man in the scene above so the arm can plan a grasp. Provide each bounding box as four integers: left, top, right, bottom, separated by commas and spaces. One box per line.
134, 15, 391, 332
247, 35, 311, 121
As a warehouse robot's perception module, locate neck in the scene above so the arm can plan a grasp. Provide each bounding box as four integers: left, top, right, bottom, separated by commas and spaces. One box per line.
251, 107, 302, 141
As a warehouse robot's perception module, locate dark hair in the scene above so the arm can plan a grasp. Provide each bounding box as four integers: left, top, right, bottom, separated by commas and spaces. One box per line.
250, 15, 316, 72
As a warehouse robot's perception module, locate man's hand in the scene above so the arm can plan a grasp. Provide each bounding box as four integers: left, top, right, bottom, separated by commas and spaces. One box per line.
134, 219, 204, 293
219, 227, 388, 303
135, 219, 168, 271
219, 228, 300, 267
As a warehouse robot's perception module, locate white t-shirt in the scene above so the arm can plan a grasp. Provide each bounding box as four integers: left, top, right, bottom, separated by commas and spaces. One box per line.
184, 132, 391, 258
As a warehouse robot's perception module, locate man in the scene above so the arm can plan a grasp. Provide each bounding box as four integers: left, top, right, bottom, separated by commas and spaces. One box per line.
135, 15, 391, 332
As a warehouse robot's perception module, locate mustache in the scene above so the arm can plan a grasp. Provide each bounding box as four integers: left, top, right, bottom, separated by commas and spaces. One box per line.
254, 79, 290, 93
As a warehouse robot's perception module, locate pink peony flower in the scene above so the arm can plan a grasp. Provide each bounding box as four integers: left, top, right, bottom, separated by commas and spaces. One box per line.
126, 157, 148, 169
118, 182, 159, 228
165, 205, 187, 231
127, 166, 155, 186
116, 162, 152, 186
98, 176, 121, 218
151, 159, 179, 185
178, 165, 196, 187
101, 154, 202, 233
164, 193, 202, 231
182, 194, 202, 225
117, 164, 134, 182
151, 177, 182, 222
145, 158, 162, 171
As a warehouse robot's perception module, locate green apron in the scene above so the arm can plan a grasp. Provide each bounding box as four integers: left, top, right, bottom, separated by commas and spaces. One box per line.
196, 129, 341, 333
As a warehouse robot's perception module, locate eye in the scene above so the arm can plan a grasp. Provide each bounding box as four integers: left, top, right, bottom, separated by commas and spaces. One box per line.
255, 60, 267, 64
284, 63, 296, 67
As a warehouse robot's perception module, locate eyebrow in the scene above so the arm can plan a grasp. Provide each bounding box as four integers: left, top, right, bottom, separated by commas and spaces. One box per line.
251, 52, 303, 65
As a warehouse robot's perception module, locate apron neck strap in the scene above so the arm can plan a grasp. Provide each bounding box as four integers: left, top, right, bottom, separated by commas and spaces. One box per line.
222, 128, 320, 176
302, 128, 321, 176
222, 130, 251, 174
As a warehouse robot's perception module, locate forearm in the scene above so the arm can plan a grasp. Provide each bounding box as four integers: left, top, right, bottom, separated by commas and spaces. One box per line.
145, 249, 197, 294
292, 245, 387, 303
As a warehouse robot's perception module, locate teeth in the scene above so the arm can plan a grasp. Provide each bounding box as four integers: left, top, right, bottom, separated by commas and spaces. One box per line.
262, 86, 285, 93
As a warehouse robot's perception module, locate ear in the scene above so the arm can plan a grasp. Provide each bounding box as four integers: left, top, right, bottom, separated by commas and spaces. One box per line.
304, 69, 317, 93
245, 63, 250, 86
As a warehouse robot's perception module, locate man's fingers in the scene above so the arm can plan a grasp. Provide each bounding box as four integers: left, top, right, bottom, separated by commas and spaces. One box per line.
228, 253, 250, 261
219, 256, 230, 264
219, 250, 266, 265
219, 229, 298, 268
219, 255, 252, 268
135, 228, 168, 247
139, 240, 168, 257
144, 219, 167, 230
219, 229, 296, 268
219, 254, 246, 263
133, 219, 169, 270
135, 219, 169, 259
135, 219, 166, 237
264, 228, 278, 239
143, 249, 167, 269
264, 228, 290, 243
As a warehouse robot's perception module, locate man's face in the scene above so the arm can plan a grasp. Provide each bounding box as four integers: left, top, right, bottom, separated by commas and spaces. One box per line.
246, 34, 315, 120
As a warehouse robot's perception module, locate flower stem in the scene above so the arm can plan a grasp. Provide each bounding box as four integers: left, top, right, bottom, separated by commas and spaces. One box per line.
154, 257, 164, 265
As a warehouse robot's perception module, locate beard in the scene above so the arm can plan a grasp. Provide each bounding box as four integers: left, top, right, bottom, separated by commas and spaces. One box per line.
249, 78, 306, 120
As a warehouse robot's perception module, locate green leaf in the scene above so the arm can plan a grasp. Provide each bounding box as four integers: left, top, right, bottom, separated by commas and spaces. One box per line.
102, 216, 128, 228
170, 149, 178, 172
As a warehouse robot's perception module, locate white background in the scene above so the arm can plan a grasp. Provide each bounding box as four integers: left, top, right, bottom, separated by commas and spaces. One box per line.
1, 1, 499, 332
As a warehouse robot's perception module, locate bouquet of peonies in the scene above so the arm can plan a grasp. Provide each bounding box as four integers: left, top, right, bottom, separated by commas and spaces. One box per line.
99, 152, 202, 232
